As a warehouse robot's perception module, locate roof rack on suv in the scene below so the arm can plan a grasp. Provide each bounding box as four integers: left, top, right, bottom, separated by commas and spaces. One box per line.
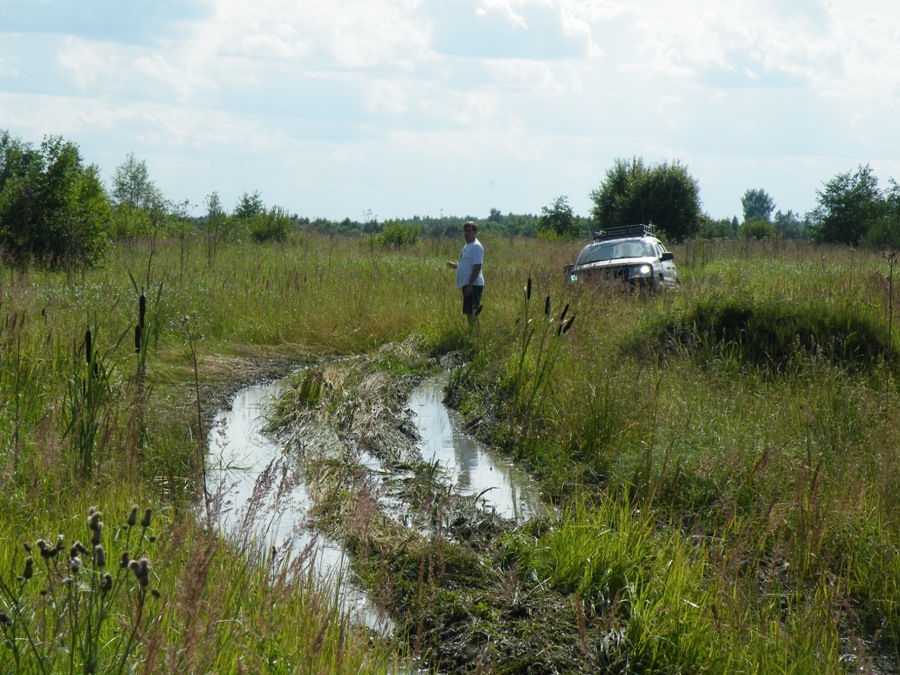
591, 223, 655, 241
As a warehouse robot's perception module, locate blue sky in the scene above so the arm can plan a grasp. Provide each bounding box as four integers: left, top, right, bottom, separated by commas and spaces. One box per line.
2, 0, 898, 222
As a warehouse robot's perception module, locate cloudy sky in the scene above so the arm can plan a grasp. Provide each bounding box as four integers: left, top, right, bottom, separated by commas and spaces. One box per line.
2, 0, 899, 222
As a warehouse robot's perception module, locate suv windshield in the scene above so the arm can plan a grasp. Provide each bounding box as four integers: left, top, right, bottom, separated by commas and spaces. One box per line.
577, 240, 655, 266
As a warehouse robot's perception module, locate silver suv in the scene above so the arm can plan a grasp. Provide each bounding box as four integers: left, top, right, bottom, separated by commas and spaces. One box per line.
565, 224, 678, 291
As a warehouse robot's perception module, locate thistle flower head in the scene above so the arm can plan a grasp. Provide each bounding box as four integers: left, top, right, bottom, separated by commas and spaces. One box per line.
127, 506, 138, 527
23, 556, 34, 580
89, 511, 102, 531
119, 551, 131, 569
94, 545, 106, 568
140, 508, 152, 528
100, 573, 113, 594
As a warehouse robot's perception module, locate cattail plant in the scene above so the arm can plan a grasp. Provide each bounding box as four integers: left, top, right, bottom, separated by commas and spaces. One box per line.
64, 324, 113, 478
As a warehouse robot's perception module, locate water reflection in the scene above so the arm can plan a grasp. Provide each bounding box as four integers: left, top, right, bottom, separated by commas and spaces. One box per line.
408, 374, 548, 522
206, 381, 383, 629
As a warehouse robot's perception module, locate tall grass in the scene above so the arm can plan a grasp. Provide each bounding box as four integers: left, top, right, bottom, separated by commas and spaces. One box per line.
1, 231, 898, 671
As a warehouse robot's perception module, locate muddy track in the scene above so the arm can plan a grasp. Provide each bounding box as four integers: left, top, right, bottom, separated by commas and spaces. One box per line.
266, 347, 626, 674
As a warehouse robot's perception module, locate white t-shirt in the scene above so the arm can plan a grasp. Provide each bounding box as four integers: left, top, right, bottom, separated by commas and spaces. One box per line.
456, 239, 485, 288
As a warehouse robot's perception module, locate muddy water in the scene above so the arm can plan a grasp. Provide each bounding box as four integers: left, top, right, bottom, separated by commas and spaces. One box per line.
207, 372, 547, 628
408, 374, 548, 522
206, 381, 385, 629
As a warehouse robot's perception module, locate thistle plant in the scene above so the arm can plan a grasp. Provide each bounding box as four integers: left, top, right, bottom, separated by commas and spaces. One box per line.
0, 506, 158, 673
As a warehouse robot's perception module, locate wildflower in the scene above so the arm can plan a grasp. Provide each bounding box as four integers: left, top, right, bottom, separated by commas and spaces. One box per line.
127, 506, 138, 527
119, 551, 131, 569
141, 508, 152, 528
100, 573, 113, 594
22, 542, 31, 553
91, 523, 102, 547
23, 556, 34, 581
70, 557, 82, 574
89, 511, 102, 531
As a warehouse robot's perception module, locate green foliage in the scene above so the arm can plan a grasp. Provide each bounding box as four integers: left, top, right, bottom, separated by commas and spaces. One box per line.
741, 187, 776, 222
739, 217, 777, 240
377, 219, 421, 248
590, 156, 702, 243
0, 131, 111, 267
538, 195, 582, 240
811, 163, 884, 246
233, 189, 265, 220
697, 214, 738, 239
111, 152, 161, 210
249, 206, 293, 243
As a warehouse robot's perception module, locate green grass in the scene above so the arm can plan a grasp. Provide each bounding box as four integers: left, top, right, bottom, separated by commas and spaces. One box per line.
0, 231, 898, 672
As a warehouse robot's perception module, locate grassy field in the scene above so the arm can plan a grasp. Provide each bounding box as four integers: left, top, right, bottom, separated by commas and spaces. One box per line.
0, 232, 897, 672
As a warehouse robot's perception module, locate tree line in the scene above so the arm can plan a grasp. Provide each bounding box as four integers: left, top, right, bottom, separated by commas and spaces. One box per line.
2, 129, 899, 269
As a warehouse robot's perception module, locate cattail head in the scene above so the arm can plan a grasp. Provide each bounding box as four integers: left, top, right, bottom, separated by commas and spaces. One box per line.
139, 294, 146, 329
85, 329, 92, 365
544, 295, 551, 315
562, 313, 576, 334
134, 324, 142, 354
525, 278, 532, 300
559, 304, 569, 323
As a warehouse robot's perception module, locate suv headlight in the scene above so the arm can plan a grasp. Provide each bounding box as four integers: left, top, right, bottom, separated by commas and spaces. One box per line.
629, 264, 652, 278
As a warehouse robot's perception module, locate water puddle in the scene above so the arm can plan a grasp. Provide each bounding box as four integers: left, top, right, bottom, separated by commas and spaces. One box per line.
206, 371, 548, 629
408, 374, 548, 522
206, 381, 385, 629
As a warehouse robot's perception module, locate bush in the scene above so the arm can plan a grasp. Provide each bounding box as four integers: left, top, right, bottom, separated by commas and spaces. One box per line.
378, 220, 420, 248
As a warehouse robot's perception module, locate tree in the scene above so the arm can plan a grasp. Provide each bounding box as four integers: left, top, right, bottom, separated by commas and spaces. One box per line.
772, 210, 805, 239
811, 164, 883, 246
741, 189, 775, 222
538, 195, 580, 239
112, 152, 160, 209
234, 190, 265, 220
863, 179, 900, 250
590, 157, 701, 242
0, 131, 110, 267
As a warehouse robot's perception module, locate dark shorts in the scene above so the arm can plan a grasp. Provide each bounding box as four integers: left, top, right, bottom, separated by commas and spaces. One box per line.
461, 285, 483, 315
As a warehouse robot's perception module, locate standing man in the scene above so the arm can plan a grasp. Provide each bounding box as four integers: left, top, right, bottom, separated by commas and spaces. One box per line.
446, 221, 484, 328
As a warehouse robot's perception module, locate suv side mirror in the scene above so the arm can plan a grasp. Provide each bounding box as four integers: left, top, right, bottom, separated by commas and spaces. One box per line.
661, 252, 674, 262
